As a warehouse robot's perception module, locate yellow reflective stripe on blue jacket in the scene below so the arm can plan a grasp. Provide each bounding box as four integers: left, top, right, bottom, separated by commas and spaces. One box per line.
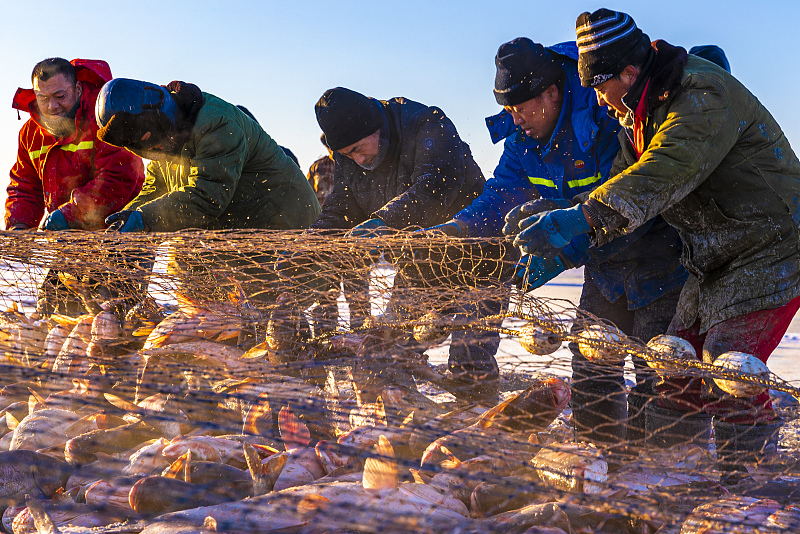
528, 172, 602, 190
566, 172, 602, 189
527, 176, 557, 188
28, 141, 94, 160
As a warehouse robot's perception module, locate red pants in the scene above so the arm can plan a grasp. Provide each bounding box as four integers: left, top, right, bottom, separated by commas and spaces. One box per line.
658, 295, 800, 424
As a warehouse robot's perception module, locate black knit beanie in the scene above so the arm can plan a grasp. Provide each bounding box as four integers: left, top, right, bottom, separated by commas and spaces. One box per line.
315, 87, 382, 151
576, 9, 651, 87
493, 38, 563, 106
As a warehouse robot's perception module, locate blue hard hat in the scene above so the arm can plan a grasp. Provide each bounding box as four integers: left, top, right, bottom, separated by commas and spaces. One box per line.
95, 78, 179, 148
96, 78, 178, 129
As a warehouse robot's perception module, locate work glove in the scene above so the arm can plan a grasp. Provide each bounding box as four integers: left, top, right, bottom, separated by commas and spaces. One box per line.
422, 220, 466, 237
347, 217, 390, 238
503, 198, 573, 237
515, 255, 566, 290
42, 210, 70, 231
105, 210, 146, 232
514, 204, 591, 258
514, 234, 590, 290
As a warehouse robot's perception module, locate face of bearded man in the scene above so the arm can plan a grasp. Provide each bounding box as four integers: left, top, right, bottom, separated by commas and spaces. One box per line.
33, 73, 82, 138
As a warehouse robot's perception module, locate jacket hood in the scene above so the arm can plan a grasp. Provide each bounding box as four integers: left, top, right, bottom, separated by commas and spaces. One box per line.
549, 41, 579, 62
12, 59, 113, 115
485, 41, 598, 148
165, 80, 205, 130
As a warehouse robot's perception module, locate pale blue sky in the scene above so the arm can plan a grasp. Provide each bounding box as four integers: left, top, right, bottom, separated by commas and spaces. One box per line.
1, 0, 798, 211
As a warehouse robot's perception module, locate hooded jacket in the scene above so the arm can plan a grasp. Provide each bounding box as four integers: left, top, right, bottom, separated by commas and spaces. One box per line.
587, 43, 800, 331
311, 97, 484, 230
6, 59, 144, 229
455, 42, 686, 309
123, 85, 320, 231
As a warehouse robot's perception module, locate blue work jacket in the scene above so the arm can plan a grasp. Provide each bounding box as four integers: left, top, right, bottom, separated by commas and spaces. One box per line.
454, 42, 687, 309
454, 42, 620, 237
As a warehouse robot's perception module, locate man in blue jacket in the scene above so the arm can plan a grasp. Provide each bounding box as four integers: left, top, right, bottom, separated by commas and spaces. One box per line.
429, 38, 688, 449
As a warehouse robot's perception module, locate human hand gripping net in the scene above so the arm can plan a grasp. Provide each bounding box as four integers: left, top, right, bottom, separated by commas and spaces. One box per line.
0, 228, 798, 533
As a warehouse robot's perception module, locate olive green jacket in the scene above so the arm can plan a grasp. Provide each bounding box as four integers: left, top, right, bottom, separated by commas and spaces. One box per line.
125, 93, 320, 231
590, 55, 800, 332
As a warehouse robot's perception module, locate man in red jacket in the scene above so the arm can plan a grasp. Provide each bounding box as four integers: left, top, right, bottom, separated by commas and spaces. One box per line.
6, 58, 144, 231
6, 58, 145, 314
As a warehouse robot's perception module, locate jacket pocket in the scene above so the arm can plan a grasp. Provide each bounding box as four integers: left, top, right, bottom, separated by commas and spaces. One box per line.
679, 198, 760, 276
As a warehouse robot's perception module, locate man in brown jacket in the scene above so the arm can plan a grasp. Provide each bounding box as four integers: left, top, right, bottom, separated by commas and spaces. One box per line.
514, 8, 800, 474
307, 135, 335, 207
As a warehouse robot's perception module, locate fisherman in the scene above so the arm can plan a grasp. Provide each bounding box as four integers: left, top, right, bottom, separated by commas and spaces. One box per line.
310, 87, 492, 400
97, 79, 319, 232
96, 79, 320, 306
6, 58, 145, 315
424, 37, 688, 449
514, 8, 800, 473
307, 134, 335, 207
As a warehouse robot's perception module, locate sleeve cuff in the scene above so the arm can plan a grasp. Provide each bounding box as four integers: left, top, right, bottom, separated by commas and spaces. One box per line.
584, 198, 629, 231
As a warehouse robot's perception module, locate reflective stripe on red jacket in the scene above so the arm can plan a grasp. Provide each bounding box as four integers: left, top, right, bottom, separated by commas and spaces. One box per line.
6, 59, 144, 230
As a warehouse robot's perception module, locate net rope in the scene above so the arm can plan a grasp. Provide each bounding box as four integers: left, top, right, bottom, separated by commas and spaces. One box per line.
0, 228, 797, 534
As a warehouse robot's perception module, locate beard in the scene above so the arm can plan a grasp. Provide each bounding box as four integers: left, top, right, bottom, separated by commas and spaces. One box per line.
40, 114, 76, 138
39, 100, 80, 138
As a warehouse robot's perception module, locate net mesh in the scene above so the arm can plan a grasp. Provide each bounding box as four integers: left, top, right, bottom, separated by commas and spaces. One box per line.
0, 228, 798, 534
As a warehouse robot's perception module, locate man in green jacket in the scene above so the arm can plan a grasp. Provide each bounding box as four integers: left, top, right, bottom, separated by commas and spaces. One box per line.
96, 79, 319, 231
514, 8, 800, 475
95, 79, 320, 306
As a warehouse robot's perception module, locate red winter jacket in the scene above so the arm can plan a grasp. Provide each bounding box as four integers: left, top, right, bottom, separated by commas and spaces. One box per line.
5, 59, 144, 230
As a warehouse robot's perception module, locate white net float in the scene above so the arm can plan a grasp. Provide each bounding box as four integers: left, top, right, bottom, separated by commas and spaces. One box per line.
713, 351, 770, 398
517, 322, 562, 355
577, 324, 625, 363
645, 334, 696, 376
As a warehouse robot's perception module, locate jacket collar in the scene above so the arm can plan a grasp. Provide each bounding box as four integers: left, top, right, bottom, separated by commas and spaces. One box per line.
620, 40, 688, 122
485, 41, 598, 150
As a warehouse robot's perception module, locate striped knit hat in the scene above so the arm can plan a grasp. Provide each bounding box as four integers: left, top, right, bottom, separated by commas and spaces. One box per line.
575, 9, 650, 87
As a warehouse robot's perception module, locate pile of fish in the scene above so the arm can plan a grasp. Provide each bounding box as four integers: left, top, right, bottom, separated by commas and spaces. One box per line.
0, 298, 797, 534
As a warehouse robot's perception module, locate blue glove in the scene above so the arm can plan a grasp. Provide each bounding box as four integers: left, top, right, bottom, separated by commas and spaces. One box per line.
105, 210, 145, 232
560, 234, 591, 268
503, 198, 573, 237
348, 217, 389, 238
424, 220, 465, 237
514, 204, 591, 257
515, 255, 566, 290
43, 210, 70, 231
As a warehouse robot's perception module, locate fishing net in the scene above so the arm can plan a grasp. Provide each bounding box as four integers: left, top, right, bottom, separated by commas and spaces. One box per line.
0, 228, 798, 534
